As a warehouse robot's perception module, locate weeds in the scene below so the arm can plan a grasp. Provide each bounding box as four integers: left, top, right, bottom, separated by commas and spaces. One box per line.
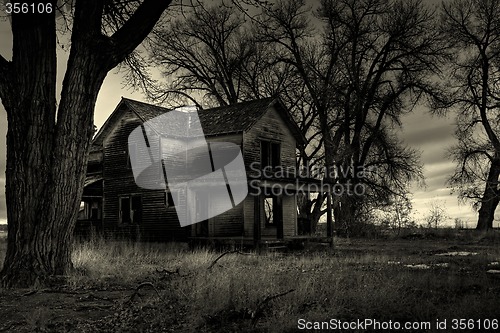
1, 232, 500, 332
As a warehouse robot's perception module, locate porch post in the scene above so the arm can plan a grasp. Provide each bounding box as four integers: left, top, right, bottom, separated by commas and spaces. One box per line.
326, 191, 334, 248
276, 195, 284, 239
253, 191, 261, 250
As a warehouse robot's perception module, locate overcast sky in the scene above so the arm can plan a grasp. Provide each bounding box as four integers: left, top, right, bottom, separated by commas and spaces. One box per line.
0, 5, 491, 228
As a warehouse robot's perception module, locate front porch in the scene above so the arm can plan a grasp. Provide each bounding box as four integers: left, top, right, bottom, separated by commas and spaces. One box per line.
187, 235, 333, 250
76, 176, 103, 237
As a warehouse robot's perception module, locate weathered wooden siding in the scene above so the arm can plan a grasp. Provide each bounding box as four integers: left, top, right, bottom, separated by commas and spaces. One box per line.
90, 100, 299, 242
243, 195, 254, 237
207, 133, 242, 145
206, 134, 244, 237
102, 108, 187, 240
210, 195, 244, 237
242, 106, 298, 238
282, 194, 297, 237
242, 106, 297, 175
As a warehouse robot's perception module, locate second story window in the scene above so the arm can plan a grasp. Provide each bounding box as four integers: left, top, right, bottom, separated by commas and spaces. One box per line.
261, 140, 281, 168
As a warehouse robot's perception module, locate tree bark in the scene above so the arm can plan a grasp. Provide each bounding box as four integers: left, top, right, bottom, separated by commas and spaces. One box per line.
1, 4, 110, 288
297, 192, 325, 234
0, 0, 171, 288
476, 158, 500, 230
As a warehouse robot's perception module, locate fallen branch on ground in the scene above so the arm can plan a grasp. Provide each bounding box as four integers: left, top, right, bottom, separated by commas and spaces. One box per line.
155, 267, 190, 279
155, 268, 180, 275
251, 289, 295, 326
127, 282, 168, 306
207, 250, 253, 270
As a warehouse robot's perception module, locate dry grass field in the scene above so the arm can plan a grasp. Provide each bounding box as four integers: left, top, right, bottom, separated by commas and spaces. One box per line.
0, 231, 500, 332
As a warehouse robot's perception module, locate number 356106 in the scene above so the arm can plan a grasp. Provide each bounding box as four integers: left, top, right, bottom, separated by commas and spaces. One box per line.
5, 2, 53, 14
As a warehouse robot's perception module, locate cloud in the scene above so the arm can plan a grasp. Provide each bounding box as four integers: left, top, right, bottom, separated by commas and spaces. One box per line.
403, 123, 455, 147
400, 108, 455, 141
411, 190, 477, 226
399, 109, 483, 226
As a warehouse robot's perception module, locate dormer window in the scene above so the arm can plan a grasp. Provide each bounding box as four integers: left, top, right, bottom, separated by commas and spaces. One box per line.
261, 140, 281, 168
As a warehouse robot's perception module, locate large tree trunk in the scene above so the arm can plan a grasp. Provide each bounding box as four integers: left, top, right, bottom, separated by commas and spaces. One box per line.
297, 192, 325, 234
333, 197, 357, 237
0, 8, 108, 288
476, 158, 500, 230
0, 0, 171, 288
1, 8, 59, 288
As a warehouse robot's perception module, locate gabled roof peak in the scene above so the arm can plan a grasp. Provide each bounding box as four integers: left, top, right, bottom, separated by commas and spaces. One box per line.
91, 97, 305, 150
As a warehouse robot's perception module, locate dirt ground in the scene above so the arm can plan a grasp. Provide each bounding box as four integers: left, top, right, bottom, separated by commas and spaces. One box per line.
0, 284, 189, 332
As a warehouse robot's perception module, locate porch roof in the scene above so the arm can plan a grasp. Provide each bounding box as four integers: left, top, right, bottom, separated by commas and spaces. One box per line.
84, 175, 103, 187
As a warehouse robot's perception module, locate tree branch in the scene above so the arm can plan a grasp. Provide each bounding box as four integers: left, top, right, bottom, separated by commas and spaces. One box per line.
207, 250, 253, 270
108, 0, 172, 67
0, 54, 9, 76
0, 54, 12, 99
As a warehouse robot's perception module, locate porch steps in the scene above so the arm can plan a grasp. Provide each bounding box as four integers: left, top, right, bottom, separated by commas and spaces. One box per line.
261, 240, 288, 251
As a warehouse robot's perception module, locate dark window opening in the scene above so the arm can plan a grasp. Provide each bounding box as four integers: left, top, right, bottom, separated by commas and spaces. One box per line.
261, 141, 281, 168
86, 162, 102, 174
120, 197, 131, 224
90, 201, 99, 220
164, 191, 176, 209
80, 200, 101, 220
126, 143, 137, 169
120, 195, 142, 224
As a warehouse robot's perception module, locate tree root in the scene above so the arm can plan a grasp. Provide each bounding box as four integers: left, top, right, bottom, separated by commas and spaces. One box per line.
127, 282, 168, 306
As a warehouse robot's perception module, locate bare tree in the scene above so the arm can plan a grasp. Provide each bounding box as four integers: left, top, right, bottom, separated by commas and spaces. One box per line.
425, 202, 449, 229
454, 217, 465, 229
257, 0, 443, 235
378, 190, 415, 233
149, 3, 269, 106
437, 0, 500, 230
0, 0, 171, 288
149, 0, 443, 235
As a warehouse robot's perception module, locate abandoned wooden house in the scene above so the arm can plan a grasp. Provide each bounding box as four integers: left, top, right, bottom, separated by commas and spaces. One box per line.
77, 97, 308, 246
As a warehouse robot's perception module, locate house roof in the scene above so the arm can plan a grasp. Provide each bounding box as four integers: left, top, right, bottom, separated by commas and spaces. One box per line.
91, 97, 306, 150
197, 98, 278, 136
121, 98, 171, 123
